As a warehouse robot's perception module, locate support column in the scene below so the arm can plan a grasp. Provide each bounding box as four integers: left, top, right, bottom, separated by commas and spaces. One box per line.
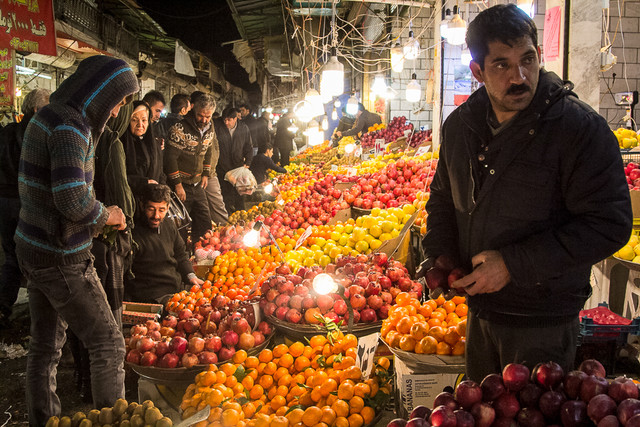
568, 0, 602, 110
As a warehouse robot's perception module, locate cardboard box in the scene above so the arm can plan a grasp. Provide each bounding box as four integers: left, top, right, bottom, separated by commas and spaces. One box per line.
631, 190, 640, 218
394, 358, 465, 419
122, 302, 163, 326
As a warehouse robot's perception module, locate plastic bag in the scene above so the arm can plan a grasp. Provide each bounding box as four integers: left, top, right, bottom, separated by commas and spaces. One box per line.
225, 166, 257, 195
167, 190, 192, 230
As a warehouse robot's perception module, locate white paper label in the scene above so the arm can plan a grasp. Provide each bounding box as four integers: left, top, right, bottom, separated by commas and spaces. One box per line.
356, 332, 380, 379
294, 226, 313, 250
415, 145, 431, 157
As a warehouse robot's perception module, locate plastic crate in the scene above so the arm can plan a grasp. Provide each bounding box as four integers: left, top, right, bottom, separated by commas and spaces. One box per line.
621, 150, 640, 166
579, 303, 640, 345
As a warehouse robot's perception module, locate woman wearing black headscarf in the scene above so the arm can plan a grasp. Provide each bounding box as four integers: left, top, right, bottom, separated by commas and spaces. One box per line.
122, 100, 165, 195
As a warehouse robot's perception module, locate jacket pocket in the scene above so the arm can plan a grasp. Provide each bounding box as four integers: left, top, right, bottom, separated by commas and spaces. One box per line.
497, 161, 556, 221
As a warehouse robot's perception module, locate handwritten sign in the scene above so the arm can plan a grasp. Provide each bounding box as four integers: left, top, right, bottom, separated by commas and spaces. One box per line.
0, 49, 14, 108
375, 138, 387, 156
294, 226, 313, 250
543, 6, 561, 62
356, 332, 380, 379
354, 146, 362, 158
414, 145, 431, 157
0, 0, 56, 56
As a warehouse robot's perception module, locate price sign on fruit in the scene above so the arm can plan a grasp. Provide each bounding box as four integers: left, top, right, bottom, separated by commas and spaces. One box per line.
294, 226, 313, 250
356, 332, 380, 380
347, 167, 357, 177
375, 139, 386, 156
415, 145, 431, 157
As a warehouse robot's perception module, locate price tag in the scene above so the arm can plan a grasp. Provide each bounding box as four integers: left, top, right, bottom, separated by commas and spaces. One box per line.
294, 226, 313, 250
375, 139, 387, 156
356, 332, 380, 379
414, 145, 431, 157
354, 146, 362, 158
346, 167, 357, 177
331, 165, 338, 171
404, 129, 412, 138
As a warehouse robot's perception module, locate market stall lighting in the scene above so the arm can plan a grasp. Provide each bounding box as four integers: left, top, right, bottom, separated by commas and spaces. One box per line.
371, 74, 388, 98
306, 119, 324, 146
346, 95, 359, 116
305, 88, 325, 117
264, 183, 274, 194
334, 99, 341, 108
312, 273, 339, 295
406, 73, 421, 103
242, 222, 262, 247
331, 107, 338, 120
344, 143, 355, 154
440, 9, 452, 39
266, 107, 273, 113
321, 53, 344, 99
446, 12, 467, 45
390, 42, 404, 73
15, 87, 22, 97
293, 99, 314, 123
517, 0, 535, 18
403, 30, 420, 60
321, 115, 329, 131
461, 48, 472, 66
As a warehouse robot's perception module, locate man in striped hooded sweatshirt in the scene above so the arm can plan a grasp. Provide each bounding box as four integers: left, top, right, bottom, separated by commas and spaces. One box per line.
15, 55, 139, 426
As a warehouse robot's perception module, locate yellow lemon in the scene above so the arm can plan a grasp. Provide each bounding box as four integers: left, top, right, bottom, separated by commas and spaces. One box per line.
381, 221, 395, 233
343, 224, 354, 234
391, 229, 400, 238
369, 225, 383, 238
362, 216, 376, 229
380, 233, 393, 242
402, 204, 416, 215
371, 207, 381, 217
330, 231, 341, 241
355, 241, 369, 253
618, 245, 636, 261
370, 239, 382, 250
628, 234, 639, 247
634, 244, 640, 256
352, 227, 368, 242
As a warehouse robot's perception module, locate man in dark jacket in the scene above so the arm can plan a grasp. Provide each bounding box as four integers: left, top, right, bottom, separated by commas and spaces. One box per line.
126, 184, 202, 304
215, 107, 254, 213
250, 143, 287, 185
422, 4, 632, 381
0, 89, 49, 322
164, 94, 218, 243
156, 93, 190, 145
335, 103, 381, 138
273, 112, 296, 166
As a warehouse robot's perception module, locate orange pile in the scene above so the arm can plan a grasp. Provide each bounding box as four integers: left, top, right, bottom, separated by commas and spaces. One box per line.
381, 292, 467, 356
180, 332, 392, 427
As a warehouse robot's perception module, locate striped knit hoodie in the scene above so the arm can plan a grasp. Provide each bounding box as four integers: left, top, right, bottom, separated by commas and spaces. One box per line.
15, 55, 139, 266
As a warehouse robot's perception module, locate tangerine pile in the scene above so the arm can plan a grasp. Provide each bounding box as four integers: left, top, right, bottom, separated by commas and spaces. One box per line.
180, 332, 391, 427
381, 292, 467, 356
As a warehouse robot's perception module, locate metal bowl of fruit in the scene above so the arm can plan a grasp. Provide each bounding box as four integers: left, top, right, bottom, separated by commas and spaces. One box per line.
266, 314, 382, 340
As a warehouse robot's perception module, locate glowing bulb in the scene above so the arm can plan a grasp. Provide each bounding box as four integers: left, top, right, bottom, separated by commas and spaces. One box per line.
264, 183, 274, 194
334, 99, 341, 108
294, 100, 313, 123
371, 74, 387, 98
345, 143, 355, 154
446, 13, 467, 46
313, 273, 338, 295
517, 0, 535, 18
440, 9, 452, 39
266, 107, 273, 113
331, 107, 338, 120
406, 73, 421, 103
305, 88, 324, 117
15, 87, 22, 97
242, 229, 260, 247
461, 48, 472, 66
321, 115, 329, 131
346, 95, 359, 116
403, 30, 420, 60
390, 43, 404, 73
321, 54, 344, 99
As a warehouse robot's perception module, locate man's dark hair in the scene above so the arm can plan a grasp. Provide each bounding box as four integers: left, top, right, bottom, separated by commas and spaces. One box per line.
357, 103, 365, 112
193, 93, 216, 112
466, 4, 538, 69
142, 90, 166, 107
222, 107, 239, 120
258, 143, 273, 154
170, 94, 190, 113
239, 103, 250, 111
141, 183, 171, 205
190, 90, 205, 105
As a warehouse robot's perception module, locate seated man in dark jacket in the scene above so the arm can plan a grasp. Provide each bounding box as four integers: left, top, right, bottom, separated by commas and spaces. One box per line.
250, 143, 286, 185
126, 184, 203, 304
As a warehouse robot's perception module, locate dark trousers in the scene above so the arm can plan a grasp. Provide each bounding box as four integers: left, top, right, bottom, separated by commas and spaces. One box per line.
183, 183, 211, 244
465, 308, 579, 382
274, 144, 290, 166
0, 196, 22, 317
219, 177, 244, 214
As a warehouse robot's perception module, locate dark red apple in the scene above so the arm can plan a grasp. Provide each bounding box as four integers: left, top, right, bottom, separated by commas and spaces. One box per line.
579, 359, 606, 378
455, 380, 483, 410
561, 400, 589, 427
481, 373, 506, 402
430, 405, 457, 427
454, 409, 476, 427
580, 375, 609, 403
609, 377, 640, 403
470, 402, 495, 427
532, 361, 564, 390
618, 398, 640, 426
518, 383, 544, 408
588, 394, 618, 424
494, 393, 520, 419
433, 392, 459, 411
503, 363, 530, 393
538, 390, 566, 421
564, 370, 589, 400
517, 408, 546, 427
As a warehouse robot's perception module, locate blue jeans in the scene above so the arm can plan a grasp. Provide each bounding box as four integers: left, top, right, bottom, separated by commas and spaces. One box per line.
0, 196, 22, 316
20, 258, 125, 426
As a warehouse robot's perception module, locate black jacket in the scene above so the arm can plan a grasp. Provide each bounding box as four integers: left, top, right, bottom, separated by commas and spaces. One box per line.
122, 129, 165, 195
0, 117, 30, 197
424, 70, 632, 322
250, 152, 286, 185
214, 120, 254, 178
342, 110, 381, 137
274, 117, 295, 151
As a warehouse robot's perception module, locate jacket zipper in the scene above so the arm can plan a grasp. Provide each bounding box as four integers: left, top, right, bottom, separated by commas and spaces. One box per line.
467, 159, 476, 262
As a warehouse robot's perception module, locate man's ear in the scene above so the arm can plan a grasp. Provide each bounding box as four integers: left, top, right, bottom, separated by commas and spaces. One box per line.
469, 60, 485, 83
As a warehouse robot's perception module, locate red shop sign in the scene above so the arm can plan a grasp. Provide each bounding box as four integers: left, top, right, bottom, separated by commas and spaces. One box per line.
0, 0, 56, 56
0, 48, 14, 108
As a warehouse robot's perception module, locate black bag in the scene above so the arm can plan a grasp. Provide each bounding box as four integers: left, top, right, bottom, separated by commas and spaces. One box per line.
167, 191, 192, 230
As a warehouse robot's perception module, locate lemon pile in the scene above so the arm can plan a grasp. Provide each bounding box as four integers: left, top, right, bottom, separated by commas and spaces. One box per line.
614, 233, 640, 263
614, 128, 640, 149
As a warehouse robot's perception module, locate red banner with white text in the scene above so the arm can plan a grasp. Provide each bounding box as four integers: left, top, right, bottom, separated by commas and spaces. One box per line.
0, 0, 57, 56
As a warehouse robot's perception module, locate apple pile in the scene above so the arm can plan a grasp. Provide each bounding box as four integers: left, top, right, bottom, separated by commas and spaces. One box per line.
343, 158, 436, 210
125, 303, 272, 369
360, 116, 413, 148
388, 359, 638, 427
409, 129, 433, 148
260, 253, 423, 325
625, 162, 640, 191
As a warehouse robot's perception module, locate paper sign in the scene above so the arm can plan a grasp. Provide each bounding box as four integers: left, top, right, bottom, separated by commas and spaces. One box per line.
544, 6, 561, 62
0, 0, 57, 56
415, 145, 431, 157
356, 332, 380, 379
331, 165, 338, 171
354, 146, 363, 158
294, 226, 313, 250
404, 129, 412, 138
346, 167, 357, 177
375, 139, 387, 156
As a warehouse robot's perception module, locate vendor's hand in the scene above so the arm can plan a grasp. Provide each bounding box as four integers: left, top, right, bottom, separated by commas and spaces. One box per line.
148, 179, 158, 184
190, 276, 204, 286
200, 176, 208, 189
451, 250, 510, 295
335, 131, 342, 138
415, 256, 436, 279
244, 164, 250, 168
105, 205, 126, 231
175, 183, 186, 201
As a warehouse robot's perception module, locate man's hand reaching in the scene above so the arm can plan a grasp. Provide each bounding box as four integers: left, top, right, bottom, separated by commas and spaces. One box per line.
450, 250, 511, 295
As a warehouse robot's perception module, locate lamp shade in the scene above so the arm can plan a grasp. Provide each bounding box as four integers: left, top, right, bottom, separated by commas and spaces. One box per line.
390, 43, 404, 73
321, 55, 344, 99
346, 95, 359, 115
371, 74, 387, 98
403, 30, 420, 60
406, 74, 421, 103
447, 14, 467, 46
305, 88, 325, 117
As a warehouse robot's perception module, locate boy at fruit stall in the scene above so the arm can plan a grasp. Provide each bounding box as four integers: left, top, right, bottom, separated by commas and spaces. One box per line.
125, 184, 203, 304
250, 143, 287, 186
420, 4, 632, 382
15, 55, 139, 426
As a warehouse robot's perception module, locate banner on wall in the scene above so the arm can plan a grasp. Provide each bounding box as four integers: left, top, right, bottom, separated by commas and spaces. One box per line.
0, 0, 57, 56
453, 65, 472, 106
0, 49, 14, 108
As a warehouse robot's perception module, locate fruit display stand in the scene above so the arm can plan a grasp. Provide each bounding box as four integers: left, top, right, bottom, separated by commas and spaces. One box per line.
266, 314, 382, 341
386, 346, 465, 373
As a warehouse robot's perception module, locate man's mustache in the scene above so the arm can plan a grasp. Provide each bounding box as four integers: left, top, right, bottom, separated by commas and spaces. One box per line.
507, 84, 530, 95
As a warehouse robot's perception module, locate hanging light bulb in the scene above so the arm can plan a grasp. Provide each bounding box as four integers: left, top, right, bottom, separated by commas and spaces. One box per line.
294, 100, 313, 123
446, 10, 467, 46
305, 119, 324, 146
461, 48, 472, 66
371, 73, 388, 98
15, 87, 22, 97
440, 8, 452, 40
406, 73, 421, 103
321, 50, 344, 99
346, 94, 359, 116
516, 0, 535, 18
321, 115, 329, 131
334, 99, 341, 108
390, 42, 404, 73
403, 30, 420, 60
331, 107, 338, 120
305, 88, 325, 117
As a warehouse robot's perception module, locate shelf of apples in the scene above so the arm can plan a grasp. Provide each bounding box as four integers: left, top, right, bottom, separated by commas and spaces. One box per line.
260, 252, 423, 327
381, 292, 467, 357
388, 358, 634, 427
179, 330, 392, 427
342, 155, 436, 210
359, 116, 413, 149
125, 300, 275, 369
408, 128, 433, 148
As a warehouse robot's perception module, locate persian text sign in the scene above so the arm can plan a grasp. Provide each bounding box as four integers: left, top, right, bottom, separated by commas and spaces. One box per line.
0, 0, 56, 56
0, 49, 14, 107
